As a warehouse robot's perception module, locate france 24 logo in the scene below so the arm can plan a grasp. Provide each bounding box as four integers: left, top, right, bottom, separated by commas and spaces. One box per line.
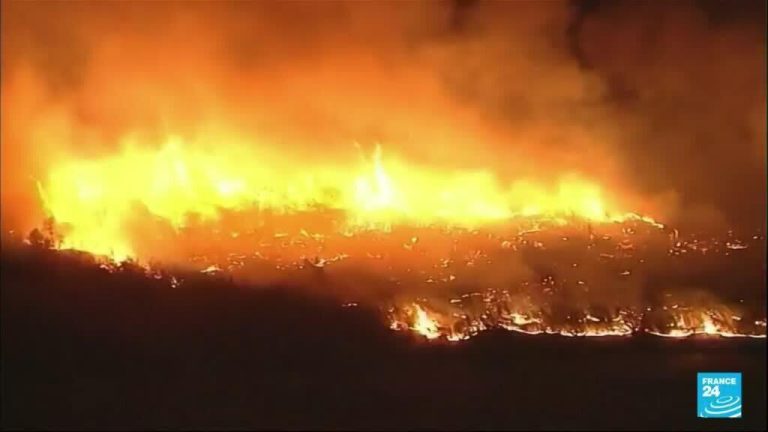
697, 372, 742, 418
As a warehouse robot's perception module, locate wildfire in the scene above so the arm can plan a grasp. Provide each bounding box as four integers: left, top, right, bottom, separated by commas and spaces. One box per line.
4, 0, 764, 355
23, 134, 765, 344
36, 136, 658, 261
647, 309, 765, 339
387, 301, 767, 341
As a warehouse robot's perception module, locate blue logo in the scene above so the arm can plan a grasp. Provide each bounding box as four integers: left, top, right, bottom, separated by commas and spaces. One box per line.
697, 372, 742, 418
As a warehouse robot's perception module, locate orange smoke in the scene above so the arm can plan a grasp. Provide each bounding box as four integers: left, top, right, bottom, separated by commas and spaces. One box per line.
2, 1, 676, 248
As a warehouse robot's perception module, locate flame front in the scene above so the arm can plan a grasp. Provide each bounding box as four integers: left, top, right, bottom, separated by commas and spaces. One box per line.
33, 139, 765, 342
37, 136, 655, 260
388, 302, 766, 341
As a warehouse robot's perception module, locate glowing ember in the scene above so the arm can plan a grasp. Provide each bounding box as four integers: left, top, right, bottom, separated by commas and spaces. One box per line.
22, 208, 766, 342
385, 284, 766, 341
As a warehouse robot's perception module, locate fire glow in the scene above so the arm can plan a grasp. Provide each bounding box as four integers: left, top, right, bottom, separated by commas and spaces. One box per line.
3, 1, 765, 346
389, 302, 767, 341
28, 157, 766, 341
25, 138, 766, 342
36, 136, 658, 261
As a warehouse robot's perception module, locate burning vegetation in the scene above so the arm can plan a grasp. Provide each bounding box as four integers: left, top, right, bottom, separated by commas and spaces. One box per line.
1, 2, 765, 343
34, 139, 660, 260
22, 142, 765, 341
19, 202, 766, 341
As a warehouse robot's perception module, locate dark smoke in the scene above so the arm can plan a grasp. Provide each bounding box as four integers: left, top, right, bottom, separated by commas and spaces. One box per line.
575, 0, 767, 229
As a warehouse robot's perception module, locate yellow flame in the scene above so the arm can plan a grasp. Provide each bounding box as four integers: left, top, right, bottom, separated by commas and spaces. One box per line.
37, 136, 659, 260
410, 304, 441, 340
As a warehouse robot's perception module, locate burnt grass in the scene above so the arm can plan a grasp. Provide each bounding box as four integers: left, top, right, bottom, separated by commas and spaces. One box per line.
2, 246, 766, 430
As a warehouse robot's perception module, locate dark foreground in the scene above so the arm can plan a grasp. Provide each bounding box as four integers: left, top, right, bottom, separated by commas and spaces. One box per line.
2, 247, 766, 430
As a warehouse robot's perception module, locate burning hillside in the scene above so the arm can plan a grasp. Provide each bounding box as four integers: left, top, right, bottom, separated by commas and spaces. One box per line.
2, 1, 766, 342
34, 138, 660, 260
21, 139, 766, 341
19, 205, 766, 341
2, 2, 766, 429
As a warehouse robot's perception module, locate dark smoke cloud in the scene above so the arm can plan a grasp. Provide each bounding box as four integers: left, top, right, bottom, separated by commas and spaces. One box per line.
1, 0, 765, 233
575, 0, 766, 229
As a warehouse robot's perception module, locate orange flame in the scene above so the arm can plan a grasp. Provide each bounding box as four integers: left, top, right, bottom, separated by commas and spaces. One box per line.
388, 303, 766, 341
36, 137, 659, 261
